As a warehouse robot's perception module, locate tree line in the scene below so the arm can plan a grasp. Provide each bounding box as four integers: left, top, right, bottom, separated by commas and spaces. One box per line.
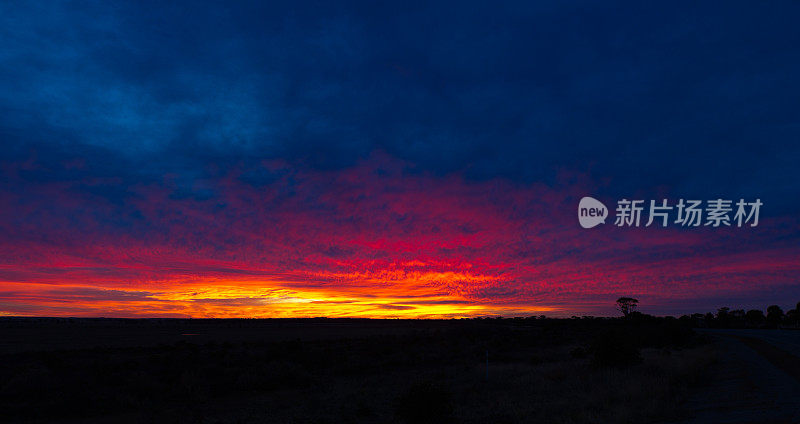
617, 297, 800, 329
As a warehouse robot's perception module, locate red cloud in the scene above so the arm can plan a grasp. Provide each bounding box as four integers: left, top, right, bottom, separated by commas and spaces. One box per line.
1, 155, 797, 317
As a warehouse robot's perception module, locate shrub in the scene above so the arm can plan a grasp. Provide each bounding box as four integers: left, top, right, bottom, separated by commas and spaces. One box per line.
591, 330, 641, 368
395, 380, 454, 423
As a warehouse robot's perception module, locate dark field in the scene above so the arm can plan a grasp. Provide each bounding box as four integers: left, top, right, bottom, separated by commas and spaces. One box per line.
0, 317, 715, 423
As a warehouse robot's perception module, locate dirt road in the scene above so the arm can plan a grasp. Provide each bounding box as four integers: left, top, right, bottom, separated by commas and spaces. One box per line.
675, 329, 800, 423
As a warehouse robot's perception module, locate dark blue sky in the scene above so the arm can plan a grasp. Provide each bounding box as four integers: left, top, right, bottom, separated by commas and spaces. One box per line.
0, 1, 798, 317
3, 1, 799, 199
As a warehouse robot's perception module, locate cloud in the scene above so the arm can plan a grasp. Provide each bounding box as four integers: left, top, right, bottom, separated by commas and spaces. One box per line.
372, 304, 415, 311
0, 1, 799, 317
0, 154, 797, 317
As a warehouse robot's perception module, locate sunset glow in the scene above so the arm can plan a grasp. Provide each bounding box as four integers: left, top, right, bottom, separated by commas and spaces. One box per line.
1, 2, 799, 318
2, 157, 797, 318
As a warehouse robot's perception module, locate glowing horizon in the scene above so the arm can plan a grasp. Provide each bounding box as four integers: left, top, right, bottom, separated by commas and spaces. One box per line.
1, 2, 799, 318
2, 158, 797, 318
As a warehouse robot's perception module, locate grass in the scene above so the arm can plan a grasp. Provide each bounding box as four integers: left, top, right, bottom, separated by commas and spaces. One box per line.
0, 318, 716, 423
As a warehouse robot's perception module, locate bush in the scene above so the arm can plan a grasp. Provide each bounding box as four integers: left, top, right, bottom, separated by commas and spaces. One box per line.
591, 330, 641, 368
395, 381, 454, 423
570, 346, 587, 359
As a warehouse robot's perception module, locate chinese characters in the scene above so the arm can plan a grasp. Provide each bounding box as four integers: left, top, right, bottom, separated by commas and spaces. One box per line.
613, 199, 761, 227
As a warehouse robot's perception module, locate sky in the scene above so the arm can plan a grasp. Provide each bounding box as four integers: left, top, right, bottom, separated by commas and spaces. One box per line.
0, 1, 798, 318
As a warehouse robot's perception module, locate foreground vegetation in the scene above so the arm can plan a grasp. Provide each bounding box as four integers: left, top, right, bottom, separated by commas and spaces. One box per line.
0, 316, 715, 423
679, 301, 800, 329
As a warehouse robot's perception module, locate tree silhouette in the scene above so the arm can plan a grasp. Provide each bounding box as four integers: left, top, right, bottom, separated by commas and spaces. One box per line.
729, 309, 746, 328
615, 297, 639, 317
786, 308, 798, 327
745, 309, 765, 328
766, 305, 784, 327
716, 307, 730, 328
730, 309, 745, 319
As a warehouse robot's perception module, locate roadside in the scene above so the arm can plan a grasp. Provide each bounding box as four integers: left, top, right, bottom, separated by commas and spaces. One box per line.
673, 329, 800, 423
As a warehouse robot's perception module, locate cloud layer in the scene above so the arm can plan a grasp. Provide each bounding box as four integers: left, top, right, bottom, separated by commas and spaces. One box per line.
1, 1, 798, 317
